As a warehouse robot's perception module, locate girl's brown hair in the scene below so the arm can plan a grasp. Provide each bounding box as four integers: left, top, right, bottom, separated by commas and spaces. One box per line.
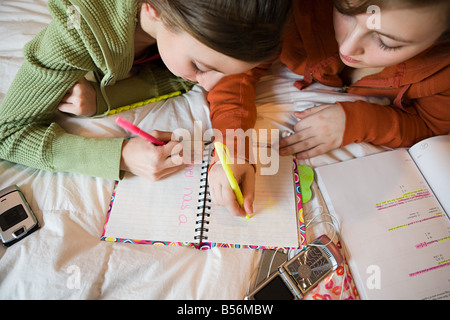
334, 0, 450, 43
139, 0, 293, 62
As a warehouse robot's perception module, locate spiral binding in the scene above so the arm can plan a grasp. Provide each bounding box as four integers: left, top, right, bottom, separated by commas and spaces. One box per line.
194, 142, 214, 242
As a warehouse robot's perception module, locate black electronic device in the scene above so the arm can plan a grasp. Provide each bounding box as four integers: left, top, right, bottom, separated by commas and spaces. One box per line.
245, 235, 343, 300
0, 185, 40, 247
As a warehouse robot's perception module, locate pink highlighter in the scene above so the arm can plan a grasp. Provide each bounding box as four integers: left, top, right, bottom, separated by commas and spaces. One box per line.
115, 117, 166, 146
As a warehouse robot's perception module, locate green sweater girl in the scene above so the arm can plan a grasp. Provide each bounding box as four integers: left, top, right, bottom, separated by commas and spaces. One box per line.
0, 0, 291, 182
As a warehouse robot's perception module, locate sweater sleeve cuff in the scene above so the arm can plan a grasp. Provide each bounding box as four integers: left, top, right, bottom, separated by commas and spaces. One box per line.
338, 100, 405, 147
338, 101, 372, 146
52, 131, 125, 180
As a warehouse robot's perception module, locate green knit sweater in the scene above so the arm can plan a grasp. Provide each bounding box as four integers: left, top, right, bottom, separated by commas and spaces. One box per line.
0, 0, 192, 180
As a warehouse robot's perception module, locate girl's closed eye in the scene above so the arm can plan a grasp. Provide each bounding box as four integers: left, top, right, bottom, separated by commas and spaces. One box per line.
192, 63, 207, 74
376, 35, 404, 52
378, 39, 403, 51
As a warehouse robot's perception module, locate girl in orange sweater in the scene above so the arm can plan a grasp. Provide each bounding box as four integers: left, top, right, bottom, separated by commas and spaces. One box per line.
208, 0, 450, 216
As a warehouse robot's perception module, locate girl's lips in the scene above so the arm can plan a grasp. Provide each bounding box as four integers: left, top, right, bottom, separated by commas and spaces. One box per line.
340, 53, 361, 64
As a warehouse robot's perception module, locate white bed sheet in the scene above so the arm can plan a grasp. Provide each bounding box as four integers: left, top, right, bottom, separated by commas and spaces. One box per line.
0, 0, 387, 300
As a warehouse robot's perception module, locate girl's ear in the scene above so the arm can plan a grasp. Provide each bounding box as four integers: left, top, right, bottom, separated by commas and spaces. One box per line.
141, 3, 161, 21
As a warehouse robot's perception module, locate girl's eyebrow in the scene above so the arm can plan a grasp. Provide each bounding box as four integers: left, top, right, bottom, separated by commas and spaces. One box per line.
377, 31, 415, 44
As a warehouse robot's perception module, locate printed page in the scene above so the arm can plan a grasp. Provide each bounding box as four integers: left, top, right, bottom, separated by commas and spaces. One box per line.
103, 164, 203, 244
206, 153, 300, 248
316, 150, 450, 300
409, 135, 450, 214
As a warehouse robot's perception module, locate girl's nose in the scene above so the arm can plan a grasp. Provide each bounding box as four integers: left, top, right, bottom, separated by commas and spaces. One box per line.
340, 25, 365, 57
197, 74, 224, 92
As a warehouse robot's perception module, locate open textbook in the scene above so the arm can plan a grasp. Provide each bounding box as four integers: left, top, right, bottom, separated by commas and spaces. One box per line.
316, 135, 450, 300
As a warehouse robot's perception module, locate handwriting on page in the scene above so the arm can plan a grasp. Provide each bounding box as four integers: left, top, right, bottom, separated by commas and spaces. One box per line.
184, 164, 195, 178
262, 198, 278, 212
240, 198, 279, 223
104, 163, 203, 243
179, 187, 194, 225
178, 165, 196, 226
180, 187, 194, 210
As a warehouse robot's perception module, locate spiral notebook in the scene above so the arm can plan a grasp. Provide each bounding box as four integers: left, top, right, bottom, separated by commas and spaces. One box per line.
101, 143, 306, 250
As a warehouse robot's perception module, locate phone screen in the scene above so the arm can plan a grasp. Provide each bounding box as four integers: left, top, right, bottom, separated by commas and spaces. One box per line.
252, 274, 295, 300
0, 205, 28, 231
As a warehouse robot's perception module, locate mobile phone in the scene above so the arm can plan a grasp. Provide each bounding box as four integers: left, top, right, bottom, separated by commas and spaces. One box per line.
0, 185, 40, 247
245, 235, 343, 300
